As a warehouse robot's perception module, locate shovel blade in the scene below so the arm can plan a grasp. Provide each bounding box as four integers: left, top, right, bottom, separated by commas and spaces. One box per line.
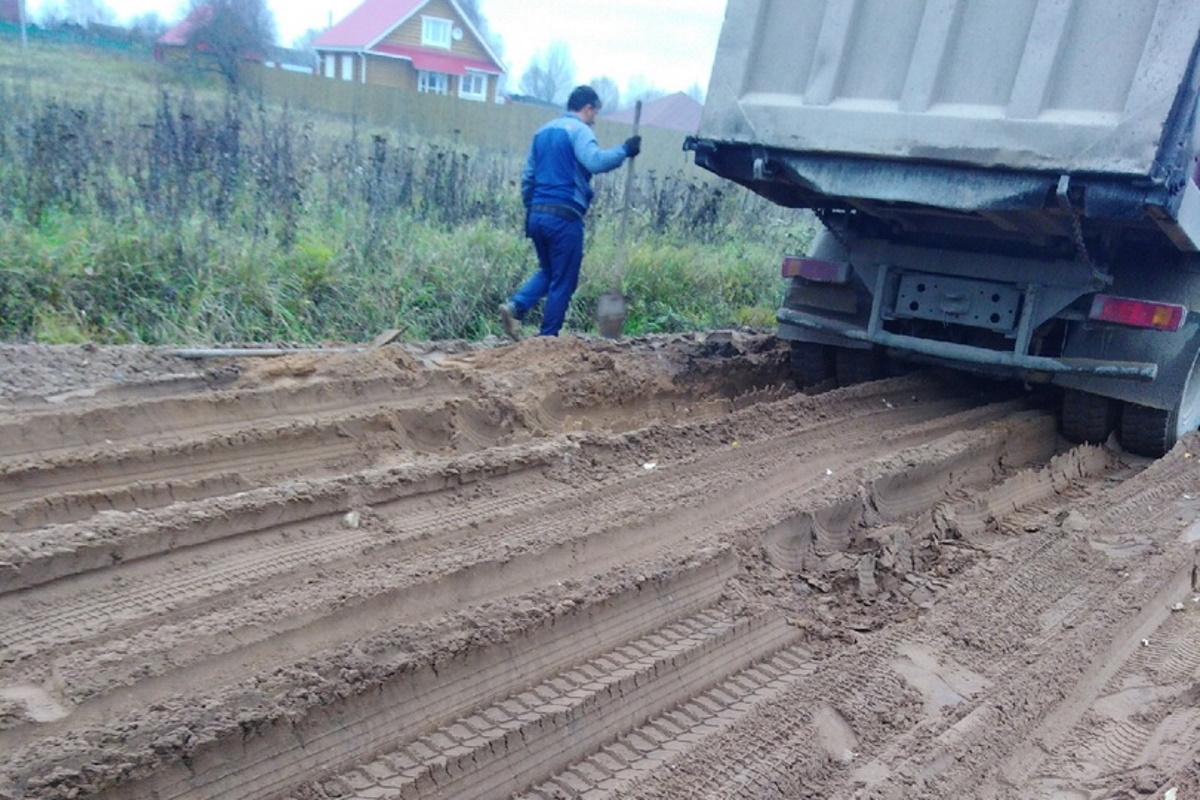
596, 291, 628, 339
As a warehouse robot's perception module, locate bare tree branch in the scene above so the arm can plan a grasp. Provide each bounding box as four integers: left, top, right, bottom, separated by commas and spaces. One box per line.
589, 76, 620, 112
519, 41, 575, 105
186, 0, 278, 89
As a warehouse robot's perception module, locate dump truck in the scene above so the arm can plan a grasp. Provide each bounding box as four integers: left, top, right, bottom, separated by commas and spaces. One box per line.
686, 0, 1200, 456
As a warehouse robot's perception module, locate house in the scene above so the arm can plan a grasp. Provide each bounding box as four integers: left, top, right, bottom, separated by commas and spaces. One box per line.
314, 0, 506, 103
154, 6, 214, 60
156, 8, 314, 73
605, 92, 704, 134
153, 6, 264, 63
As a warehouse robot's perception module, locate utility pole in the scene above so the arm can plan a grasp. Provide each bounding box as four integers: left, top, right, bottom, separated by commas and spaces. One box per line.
19, 0, 28, 48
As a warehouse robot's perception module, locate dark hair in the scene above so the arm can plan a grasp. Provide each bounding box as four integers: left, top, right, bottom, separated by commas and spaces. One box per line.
567, 85, 601, 112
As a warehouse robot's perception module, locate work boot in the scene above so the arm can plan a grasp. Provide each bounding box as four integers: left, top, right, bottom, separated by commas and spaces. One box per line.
498, 302, 521, 341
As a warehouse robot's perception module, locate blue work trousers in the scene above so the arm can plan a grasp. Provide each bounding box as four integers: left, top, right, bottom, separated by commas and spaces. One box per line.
510, 212, 584, 336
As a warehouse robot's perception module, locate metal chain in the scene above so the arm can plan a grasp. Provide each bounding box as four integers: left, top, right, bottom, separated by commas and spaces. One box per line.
814, 207, 853, 252
1067, 206, 1113, 287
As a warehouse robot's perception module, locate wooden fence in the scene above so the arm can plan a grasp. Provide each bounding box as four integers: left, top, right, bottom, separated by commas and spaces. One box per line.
247, 66, 702, 176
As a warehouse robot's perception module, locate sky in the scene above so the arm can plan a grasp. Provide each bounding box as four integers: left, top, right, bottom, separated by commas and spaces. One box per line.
25, 0, 730, 96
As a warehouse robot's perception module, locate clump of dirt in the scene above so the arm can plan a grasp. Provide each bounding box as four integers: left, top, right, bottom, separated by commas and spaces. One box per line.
232, 346, 425, 388
447, 332, 788, 411
0, 344, 207, 402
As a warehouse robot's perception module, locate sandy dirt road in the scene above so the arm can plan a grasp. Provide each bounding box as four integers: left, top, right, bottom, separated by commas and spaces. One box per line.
1, 334, 1198, 800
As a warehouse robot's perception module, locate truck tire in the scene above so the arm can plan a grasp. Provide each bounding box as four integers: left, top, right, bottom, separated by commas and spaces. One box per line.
835, 346, 883, 387
790, 341, 834, 388
1121, 355, 1200, 457
1060, 389, 1120, 445
1121, 404, 1178, 457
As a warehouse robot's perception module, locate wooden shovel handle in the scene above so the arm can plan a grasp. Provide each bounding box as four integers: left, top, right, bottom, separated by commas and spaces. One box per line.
613, 100, 641, 288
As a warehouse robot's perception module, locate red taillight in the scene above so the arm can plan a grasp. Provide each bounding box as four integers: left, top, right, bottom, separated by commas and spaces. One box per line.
1089, 295, 1186, 332
781, 257, 851, 283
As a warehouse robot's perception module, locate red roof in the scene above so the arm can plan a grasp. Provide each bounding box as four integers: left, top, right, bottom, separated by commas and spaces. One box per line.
314, 0, 422, 49
606, 92, 704, 133
371, 43, 502, 76
157, 6, 214, 46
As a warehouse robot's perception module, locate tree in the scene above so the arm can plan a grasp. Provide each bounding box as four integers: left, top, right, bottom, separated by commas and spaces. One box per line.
186, 0, 278, 89
456, 0, 504, 59
519, 41, 575, 105
589, 76, 620, 113
129, 11, 168, 40
290, 27, 322, 53
625, 76, 668, 107
62, 0, 114, 25
685, 82, 706, 105
35, 0, 113, 27
35, 1, 66, 26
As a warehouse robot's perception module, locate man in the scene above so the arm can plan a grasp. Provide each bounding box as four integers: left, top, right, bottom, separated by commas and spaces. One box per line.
499, 85, 641, 339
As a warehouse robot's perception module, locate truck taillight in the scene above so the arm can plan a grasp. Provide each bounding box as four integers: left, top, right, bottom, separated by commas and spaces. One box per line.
781, 257, 851, 283
1088, 295, 1186, 332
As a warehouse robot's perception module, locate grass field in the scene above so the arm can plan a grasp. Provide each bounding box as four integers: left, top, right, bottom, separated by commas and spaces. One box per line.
0, 36, 816, 344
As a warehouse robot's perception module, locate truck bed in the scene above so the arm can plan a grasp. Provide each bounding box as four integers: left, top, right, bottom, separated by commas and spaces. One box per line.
692, 0, 1200, 251
701, 0, 1200, 177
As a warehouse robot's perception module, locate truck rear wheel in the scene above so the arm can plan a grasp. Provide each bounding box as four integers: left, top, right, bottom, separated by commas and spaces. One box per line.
1122, 404, 1179, 457
1060, 389, 1120, 445
835, 347, 883, 387
1121, 355, 1200, 457
789, 341, 834, 388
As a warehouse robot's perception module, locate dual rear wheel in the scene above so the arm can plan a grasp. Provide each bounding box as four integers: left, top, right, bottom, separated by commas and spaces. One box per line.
789, 342, 885, 390
1061, 376, 1200, 458
791, 342, 1200, 458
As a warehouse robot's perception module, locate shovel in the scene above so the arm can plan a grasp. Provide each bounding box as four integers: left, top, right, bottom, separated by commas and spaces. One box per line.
596, 100, 641, 339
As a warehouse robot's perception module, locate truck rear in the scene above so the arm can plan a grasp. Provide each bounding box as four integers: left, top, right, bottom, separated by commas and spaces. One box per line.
687, 0, 1200, 455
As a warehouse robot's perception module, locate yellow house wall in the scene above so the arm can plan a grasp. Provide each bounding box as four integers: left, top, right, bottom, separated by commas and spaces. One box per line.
380, 0, 492, 64
320, 52, 365, 83
364, 55, 418, 91
320, 52, 499, 102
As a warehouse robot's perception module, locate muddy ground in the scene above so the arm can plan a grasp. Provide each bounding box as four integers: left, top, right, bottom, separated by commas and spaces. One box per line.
1, 333, 1198, 800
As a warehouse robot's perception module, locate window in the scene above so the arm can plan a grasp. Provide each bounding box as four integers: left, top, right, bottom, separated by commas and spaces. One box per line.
459, 72, 487, 101
418, 71, 449, 95
323, 56, 335, 78
339, 54, 353, 81
421, 16, 452, 48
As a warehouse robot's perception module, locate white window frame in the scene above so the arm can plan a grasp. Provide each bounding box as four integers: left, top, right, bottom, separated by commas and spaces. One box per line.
323, 55, 335, 78
421, 16, 452, 49
339, 54, 354, 81
418, 70, 449, 95
458, 72, 487, 101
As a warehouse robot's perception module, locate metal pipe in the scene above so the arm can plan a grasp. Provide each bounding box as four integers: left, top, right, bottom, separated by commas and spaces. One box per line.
777, 308, 1158, 381
166, 347, 365, 360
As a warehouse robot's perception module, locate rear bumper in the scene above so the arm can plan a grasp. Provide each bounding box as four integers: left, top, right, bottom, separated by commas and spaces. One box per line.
777, 307, 1158, 382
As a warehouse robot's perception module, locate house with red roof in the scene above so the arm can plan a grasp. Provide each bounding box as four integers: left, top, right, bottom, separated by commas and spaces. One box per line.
153, 6, 266, 64
314, 0, 506, 103
155, 6, 313, 73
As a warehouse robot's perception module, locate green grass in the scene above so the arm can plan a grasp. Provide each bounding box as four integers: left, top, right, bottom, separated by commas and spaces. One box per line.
0, 39, 816, 345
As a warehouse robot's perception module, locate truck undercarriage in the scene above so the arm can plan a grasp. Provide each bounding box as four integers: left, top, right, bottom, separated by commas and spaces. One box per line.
686, 140, 1200, 457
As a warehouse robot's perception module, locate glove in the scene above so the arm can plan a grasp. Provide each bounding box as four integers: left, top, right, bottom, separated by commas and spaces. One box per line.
623, 135, 642, 158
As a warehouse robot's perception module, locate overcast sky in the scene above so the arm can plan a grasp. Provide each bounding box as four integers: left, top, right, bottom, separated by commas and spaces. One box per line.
25, 0, 729, 95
